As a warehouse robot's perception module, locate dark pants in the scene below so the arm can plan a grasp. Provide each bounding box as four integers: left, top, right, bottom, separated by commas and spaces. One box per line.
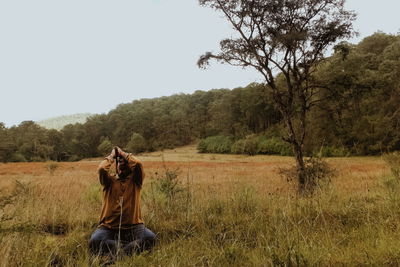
89, 224, 156, 256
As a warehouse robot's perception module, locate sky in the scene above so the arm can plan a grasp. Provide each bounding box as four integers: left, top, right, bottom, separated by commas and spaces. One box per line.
1, 0, 399, 127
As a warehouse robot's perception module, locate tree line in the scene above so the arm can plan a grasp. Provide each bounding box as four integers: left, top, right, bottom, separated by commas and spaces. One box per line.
0, 32, 399, 162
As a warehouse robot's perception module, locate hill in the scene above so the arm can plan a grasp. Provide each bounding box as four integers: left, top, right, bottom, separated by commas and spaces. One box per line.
37, 113, 93, 130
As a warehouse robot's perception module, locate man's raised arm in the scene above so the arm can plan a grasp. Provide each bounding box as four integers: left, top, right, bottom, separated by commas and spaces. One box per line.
126, 153, 145, 188
97, 149, 116, 188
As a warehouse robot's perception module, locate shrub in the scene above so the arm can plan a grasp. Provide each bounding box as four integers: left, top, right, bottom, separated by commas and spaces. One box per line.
154, 168, 183, 201
231, 139, 245, 154
144, 165, 190, 220
197, 136, 233, 154
231, 136, 258, 155
10, 153, 27, 162
31, 156, 43, 162
280, 156, 335, 193
67, 155, 81, 162
197, 139, 208, 153
315, 146, 350, 157
257, 136, 292, 156
244, 136, 258, 155
200, 135, 293, 156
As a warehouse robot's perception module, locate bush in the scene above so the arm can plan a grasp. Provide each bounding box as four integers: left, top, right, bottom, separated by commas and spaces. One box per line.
199, 135, 293, 156
126, 133, 147, 153
67, 155, 82, 162
197, 136, 233, 154
280, 156, 335, 193
257, 136, 292, 156
144, 166, 190, 219
244, 137, 258, 155
197, 139, 208, 153
231, 139, 245, 154
231, 136, 258, 155
10, 153, 27, 162
155, 168, 183, 200
315, 146, 350, 157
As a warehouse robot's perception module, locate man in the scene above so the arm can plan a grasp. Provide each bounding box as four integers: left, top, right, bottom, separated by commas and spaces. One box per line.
89, 146, 156, 260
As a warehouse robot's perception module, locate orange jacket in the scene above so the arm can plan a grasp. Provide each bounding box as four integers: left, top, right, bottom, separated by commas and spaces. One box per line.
97, 154, 145, 229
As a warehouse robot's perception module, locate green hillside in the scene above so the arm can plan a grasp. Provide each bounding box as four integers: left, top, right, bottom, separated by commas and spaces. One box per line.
37, 113, 93, 130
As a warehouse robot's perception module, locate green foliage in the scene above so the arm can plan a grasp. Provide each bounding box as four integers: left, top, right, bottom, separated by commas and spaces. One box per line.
125, 132, 147, 153
310, 32, 400, 156
152, 168, 183, 200
315, 146, 350, 157
197, 135, 233, 153
9, 153, 27, 162
231, 136, 257, 155
199, 135, 292, 156
257, 136, 292, 156
231, 139, 246, 154
0, 123, 14, 162
144, 166, 190, 219
97, 137, 113, 156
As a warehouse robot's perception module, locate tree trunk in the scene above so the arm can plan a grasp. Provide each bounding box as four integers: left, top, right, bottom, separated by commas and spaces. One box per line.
293, 142, 306, 192
281, 110, 307, 192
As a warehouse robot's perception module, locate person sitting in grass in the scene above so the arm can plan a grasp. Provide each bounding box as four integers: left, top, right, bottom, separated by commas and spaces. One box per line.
89, 146, 156, 261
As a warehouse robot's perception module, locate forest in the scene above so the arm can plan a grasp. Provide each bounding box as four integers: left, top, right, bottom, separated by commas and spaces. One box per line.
1, 32, 399, 162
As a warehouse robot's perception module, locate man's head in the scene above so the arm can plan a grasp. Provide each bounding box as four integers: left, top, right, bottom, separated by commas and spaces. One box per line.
116, 156, 131, 178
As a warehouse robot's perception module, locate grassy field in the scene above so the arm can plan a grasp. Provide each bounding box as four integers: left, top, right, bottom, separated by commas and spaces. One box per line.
0, 145, 398, 266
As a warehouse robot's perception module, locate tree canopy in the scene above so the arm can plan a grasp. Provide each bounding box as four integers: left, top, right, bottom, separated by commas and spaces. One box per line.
198, 0, 356, 190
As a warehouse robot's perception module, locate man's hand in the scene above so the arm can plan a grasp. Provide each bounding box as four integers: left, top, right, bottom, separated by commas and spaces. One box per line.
116, 147, 128, 159
107, 146, 128, 161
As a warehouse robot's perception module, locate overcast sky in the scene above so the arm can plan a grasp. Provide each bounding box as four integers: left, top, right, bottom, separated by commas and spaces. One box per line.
1, 0, 399, 127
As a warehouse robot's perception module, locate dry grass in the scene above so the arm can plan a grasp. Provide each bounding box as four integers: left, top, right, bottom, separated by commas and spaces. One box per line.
0, 145, 395, 266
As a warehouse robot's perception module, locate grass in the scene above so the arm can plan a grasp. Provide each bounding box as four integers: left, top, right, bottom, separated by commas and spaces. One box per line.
0, 145, 397, 266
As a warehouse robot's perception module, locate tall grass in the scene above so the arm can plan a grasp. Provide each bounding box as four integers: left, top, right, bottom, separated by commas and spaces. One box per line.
0, 156, 398, 266
383, 152, 400, 179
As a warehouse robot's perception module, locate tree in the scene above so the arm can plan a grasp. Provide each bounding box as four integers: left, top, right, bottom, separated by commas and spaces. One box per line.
198, 0, 356, 191
47, 129, 66, 161
10, 121, 53, 161
126, 133, 147, 153
97, 137, 113, 156
312, 33, 400, 155
0, 123, 14, 162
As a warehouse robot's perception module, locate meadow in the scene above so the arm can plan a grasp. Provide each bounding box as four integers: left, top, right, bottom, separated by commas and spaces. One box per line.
0, 145, 398, 266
